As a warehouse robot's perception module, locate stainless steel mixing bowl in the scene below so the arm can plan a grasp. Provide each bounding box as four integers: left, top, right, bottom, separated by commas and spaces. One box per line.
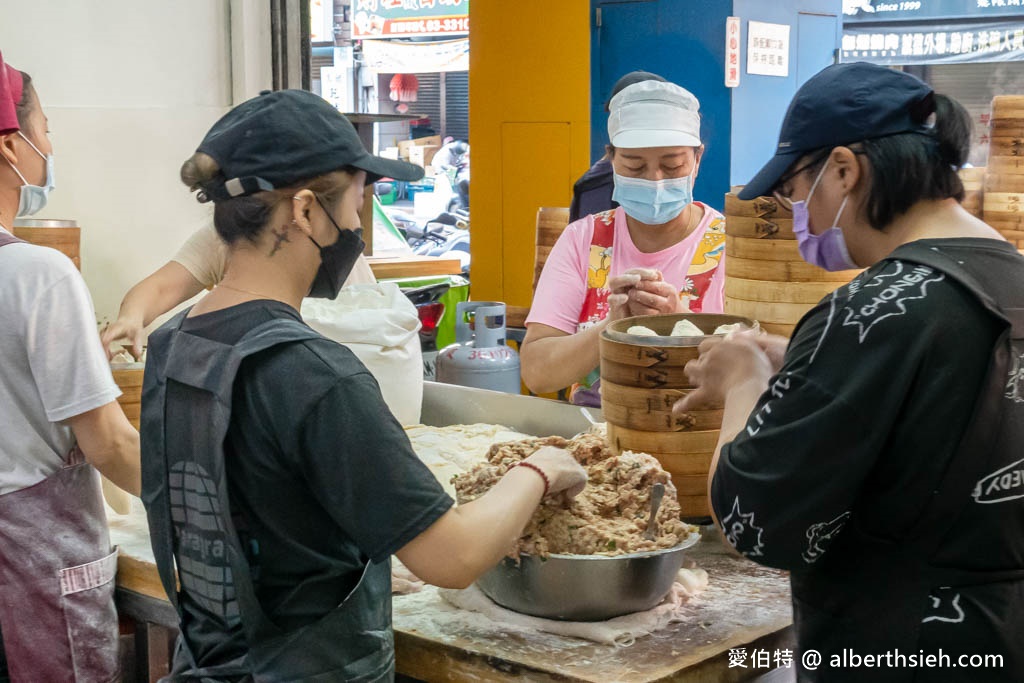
475, 531, 701, 621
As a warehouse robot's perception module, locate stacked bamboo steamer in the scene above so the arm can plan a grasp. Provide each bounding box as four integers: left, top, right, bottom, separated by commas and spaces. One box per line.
112, 364, 144, 429
534, 207, 570, 291
722, 191, 860, 337
958, 167, 984, 220
11, 218, 81, 270
601, 313, 752, 519
984, 96, 1024, 247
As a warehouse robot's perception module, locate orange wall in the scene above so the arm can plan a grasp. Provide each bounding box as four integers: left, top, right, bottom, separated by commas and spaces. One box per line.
469, 2, 592, 311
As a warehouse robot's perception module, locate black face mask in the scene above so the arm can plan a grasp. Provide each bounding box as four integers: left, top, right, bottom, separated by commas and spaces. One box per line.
306, 195, 365, 299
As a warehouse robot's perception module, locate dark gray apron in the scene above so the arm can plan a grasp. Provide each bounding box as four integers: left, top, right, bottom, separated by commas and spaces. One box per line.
0, 231, 121, 682
791, 243, 1024, 682
140, 310, 393, 682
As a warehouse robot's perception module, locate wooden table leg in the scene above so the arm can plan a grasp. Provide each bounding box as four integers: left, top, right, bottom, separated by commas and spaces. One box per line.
135, 621, 174, 683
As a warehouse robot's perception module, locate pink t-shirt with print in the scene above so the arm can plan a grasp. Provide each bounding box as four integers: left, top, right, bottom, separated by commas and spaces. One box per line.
526, 204, 726, 334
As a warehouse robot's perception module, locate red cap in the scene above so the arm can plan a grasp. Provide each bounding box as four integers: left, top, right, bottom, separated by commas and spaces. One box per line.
0, 50, 24, 135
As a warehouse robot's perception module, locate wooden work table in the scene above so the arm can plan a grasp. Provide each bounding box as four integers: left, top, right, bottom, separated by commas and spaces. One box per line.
110, 510, 793, 683
367, 253, 463, 279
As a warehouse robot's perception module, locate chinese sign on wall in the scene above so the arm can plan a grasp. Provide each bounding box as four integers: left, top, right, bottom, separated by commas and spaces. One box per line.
353, 0, 469, 40
726, 17, 741, 87
842, 21, 1024, 64
747, 21, 791, 77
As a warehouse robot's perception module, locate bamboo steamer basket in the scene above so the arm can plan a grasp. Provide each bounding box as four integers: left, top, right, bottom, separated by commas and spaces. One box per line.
534, 207, 570, 291
723, 193, 792, 219
990, 120, 1024, 137
958, 165, 983, 219
982, 192, 1024, 213
988, 156, 1024, 174
957, 166, 985, 186
992, 95, 1024, 119
959, 167, 984, 218
724, 296, 822, 325
725, 277, 838, 304
982, 185, 1024, 245
11, 218, 81, 270
724, 191, 860, 337
723, 216, 795, 239
111, 363, 145, 429
601, 313, 753, 518
725, 255, 858, 283
988, 138, 1024, 158
983, 173, 1024, 193
961, 193, 983, 218
725, 235, 802, 261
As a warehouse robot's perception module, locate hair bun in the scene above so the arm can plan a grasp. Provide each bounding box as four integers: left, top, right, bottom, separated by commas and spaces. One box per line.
908, 92, 936, 125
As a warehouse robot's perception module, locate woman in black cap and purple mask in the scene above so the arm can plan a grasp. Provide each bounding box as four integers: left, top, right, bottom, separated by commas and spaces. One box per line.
139, 90, 587, 681
676, 62, 1024, 681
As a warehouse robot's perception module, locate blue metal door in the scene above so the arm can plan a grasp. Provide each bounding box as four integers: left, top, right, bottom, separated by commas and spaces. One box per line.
797, 12, 839, 87
591, 0, 658, 163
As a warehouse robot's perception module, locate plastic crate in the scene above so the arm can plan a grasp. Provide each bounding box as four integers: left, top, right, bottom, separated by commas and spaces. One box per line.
378, 187, 396, 205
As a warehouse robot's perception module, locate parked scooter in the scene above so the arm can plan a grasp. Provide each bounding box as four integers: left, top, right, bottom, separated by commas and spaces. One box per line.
392, 209, 471, 277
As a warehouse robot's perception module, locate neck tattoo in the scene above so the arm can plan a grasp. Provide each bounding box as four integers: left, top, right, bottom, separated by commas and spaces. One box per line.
269, 226, 291, 257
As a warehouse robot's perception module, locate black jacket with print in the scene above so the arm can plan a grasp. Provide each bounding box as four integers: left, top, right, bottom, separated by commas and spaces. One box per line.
711, 238, 1024, 682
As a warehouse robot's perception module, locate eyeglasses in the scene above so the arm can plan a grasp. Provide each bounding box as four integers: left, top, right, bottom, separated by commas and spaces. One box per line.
771, 151, 831, 210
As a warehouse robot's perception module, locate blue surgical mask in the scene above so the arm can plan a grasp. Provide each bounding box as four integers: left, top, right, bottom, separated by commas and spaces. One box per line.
612, 171, 693, 225
7, 132, 55, 217
791, 159, 857, 272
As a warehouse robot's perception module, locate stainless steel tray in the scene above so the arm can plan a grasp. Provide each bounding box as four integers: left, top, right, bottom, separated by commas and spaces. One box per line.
421, 381, 601, 438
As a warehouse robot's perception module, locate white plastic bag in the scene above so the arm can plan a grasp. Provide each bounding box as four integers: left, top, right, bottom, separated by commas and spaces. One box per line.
301, 283, 423, 425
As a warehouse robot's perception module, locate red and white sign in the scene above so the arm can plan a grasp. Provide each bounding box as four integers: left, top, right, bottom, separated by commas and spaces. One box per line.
726, 16, 741, 88
353, 0, 470, 40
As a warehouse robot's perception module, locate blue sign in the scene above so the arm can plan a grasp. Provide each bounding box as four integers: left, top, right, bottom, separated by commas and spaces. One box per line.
844, 0, 1024, 24
843, 19, 1024, 63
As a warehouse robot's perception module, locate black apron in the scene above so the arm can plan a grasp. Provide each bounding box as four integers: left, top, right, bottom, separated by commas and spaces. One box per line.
140, 310, 394, 682
791, 243, 1024, 682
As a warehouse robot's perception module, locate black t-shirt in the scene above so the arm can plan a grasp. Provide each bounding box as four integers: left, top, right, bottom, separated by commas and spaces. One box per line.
711, 239, 1007, 566
178, 300, 452, 661
569, 157, 616, 223
709, 239, 1024, 669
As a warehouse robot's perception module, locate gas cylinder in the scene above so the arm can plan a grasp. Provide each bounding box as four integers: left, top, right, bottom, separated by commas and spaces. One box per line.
435, 301, 520, 393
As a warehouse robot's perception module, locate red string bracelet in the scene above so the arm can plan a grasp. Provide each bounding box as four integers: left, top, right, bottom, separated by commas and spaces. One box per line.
515, 461, 551, 497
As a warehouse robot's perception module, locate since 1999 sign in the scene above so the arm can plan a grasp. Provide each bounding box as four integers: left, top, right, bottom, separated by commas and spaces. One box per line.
353, 0, 470, 40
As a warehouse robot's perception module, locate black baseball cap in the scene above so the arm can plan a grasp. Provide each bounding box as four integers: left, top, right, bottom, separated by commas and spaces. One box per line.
196, 89, 423, 201
604, 70, 668, 112
738, 62, 935, 200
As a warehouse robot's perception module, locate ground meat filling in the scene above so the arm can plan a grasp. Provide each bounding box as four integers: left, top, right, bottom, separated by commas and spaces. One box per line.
453, 433, 694, 558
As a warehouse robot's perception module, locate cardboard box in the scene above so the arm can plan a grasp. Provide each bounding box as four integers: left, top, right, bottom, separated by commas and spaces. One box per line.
397, 135, 443, 157
409, 144, 441, 168
380, 146, 400, 160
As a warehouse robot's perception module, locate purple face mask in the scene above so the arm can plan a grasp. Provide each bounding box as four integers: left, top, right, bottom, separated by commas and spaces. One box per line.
791, 159, 858, 272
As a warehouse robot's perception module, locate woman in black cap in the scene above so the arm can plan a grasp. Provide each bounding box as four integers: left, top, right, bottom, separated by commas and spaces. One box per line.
140, 89, 587, 681
677, 62, 1024, 681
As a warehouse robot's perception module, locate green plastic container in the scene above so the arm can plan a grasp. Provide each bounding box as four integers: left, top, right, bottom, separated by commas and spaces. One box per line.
384, 274, 470, 349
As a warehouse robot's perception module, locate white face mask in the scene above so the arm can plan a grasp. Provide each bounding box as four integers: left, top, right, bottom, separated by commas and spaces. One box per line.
6, 131, 55, 217
611, 171, 695, 225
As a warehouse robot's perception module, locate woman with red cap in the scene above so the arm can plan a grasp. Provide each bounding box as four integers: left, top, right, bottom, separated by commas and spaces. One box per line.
0, 52, 140, 681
